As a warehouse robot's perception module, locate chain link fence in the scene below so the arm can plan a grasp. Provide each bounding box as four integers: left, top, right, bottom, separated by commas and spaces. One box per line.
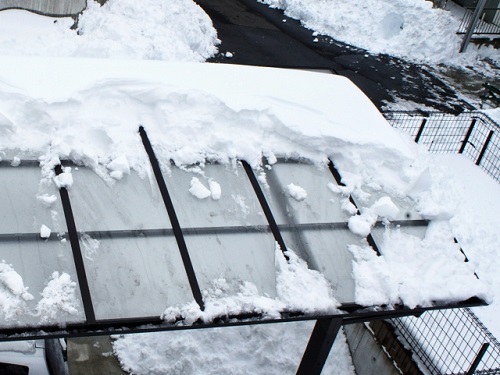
383, 111, 499, 183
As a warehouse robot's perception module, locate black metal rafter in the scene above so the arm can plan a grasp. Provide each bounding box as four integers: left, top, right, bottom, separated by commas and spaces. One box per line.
54, 164, 96, 324
242, 160, 290, 260
328, 160, 382, 256
138, 126, 205, 311
0, 296, 485, 342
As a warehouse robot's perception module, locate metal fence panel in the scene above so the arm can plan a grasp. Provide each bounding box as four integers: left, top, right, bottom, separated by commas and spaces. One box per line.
384, 111, 499, 183
391, 308, 500, 375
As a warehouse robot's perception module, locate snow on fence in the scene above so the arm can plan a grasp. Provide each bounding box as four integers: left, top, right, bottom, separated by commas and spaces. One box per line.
390, 308, 500, 375
384, 111, 499, 183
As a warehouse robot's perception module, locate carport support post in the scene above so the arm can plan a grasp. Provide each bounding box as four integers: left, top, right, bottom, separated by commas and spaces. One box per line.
460, 0, 488, 53
296, 318, 342, 375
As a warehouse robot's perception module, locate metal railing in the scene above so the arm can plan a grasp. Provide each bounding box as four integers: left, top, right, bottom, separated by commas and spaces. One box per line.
390, 308, 500, 375
383, 111, 499, 183
457, 7, 500, 35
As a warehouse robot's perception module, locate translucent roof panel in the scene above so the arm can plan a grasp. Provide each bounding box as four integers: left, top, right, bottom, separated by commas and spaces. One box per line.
0, 238, 85, 327
184, 232, 276, 297
0, 164, 66, 235
258, 162, 351, 225
163, 163, 267, 228
162, 163, 277, 298
81, 233, 193, 320
69, 167, 172, 232
280, 228, 360, 304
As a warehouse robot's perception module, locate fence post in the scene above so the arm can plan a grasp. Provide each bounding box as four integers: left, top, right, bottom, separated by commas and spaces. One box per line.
460, 0, 488, 53
459, 119, 476, 154
476, 130, 493, 165
466, 343, 490, 375
415, 118, 427, 143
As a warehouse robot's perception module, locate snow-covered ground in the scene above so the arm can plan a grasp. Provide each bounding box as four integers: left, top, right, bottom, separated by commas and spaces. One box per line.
258, 0, 499, 69
0, 1, 499, 373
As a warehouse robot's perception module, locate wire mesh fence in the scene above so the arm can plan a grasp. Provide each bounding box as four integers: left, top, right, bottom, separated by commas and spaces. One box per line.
383, 111, 499, 183
457, 7, 500, 35
390, 308, 500, 375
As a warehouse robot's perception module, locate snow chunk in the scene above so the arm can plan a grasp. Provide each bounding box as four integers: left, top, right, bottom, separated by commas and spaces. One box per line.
286, 183, 307, 201
53, 168, 73, 189
208, 179, 221, 200
348, 215, 372, 237
10, 156, 20, 167
225, 52, 233, 58
107, 155, 130, 180
370, 196, 399, 221
36, 194, 57, 207
189, 177, 211, 199
0, 262, 33, 300
40, 224, 51, 239
36, 272, 79, 324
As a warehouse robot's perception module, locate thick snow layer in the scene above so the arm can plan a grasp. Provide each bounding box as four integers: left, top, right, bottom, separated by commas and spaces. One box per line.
0, 0, 218, 61
258, 0, 499, 67
425, 154, 500, 338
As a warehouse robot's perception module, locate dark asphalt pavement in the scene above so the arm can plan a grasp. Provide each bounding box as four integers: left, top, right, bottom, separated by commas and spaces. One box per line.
195, 0, 472, 113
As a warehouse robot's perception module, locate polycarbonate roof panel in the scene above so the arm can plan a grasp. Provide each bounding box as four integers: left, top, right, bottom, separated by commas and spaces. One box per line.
184, 232, 276, 297
0, 153, 484, 335
69, 168, 172, 232
163, 163, 267, 228
259, 162, 351, 225
280, 228, 359, 303
81, 235, 193, 320
0, 239, 85, 327
0, 164, 66, 235
162, 163, 277, 298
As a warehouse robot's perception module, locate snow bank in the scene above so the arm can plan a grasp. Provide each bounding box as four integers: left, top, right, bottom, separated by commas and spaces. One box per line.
0, 0, 218, 61
259, 0, 499, 67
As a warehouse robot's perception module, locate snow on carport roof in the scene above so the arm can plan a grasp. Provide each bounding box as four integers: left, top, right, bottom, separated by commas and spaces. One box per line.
0, 57, 489, 334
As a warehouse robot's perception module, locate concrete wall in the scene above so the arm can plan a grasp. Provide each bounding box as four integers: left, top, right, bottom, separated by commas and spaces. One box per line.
344, 323, 402, 375
0, 0, 86, 16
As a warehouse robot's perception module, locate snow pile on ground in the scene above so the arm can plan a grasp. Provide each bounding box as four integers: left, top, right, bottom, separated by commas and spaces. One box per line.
0, 0, 218, 61
113, 322, 355, 375
259, 0, 499, 67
